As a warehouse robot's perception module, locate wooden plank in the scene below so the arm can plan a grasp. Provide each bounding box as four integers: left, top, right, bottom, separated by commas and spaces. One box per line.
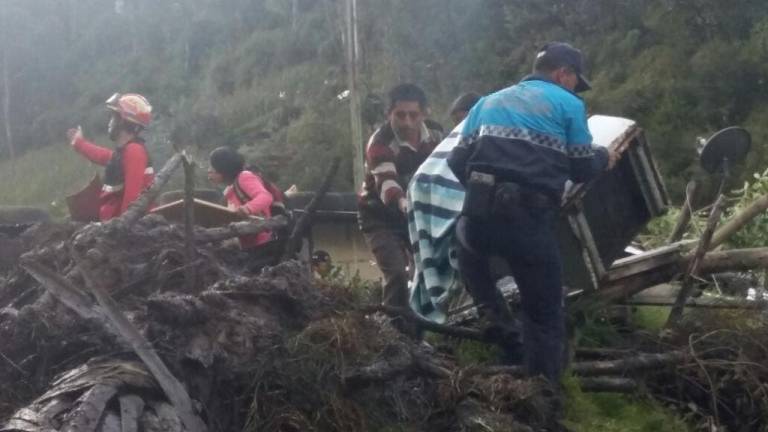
119, 395, 145, 432
62, 384, 118, 432
151, 198, 245, 228
606, 246, 683, 282
74, 257, 207, 432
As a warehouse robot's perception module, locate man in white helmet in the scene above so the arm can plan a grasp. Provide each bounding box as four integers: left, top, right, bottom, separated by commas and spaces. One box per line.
67, 93, 155, 221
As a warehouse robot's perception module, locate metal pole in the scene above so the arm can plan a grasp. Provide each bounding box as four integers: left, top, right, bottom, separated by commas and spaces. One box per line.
345, 0, 365, 190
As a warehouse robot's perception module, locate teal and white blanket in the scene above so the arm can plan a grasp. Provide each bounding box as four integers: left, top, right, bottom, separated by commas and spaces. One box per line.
407, 123, 466, 323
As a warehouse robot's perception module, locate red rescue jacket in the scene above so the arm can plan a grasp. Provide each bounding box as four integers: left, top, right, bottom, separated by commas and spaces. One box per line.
73, 137, 155, 221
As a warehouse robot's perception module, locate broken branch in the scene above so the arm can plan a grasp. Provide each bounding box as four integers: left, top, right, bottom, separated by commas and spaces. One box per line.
667, 180, 699, 244
119, 153, 184, 227
195, 216, 287, 243
73, 252, 207, 432
360, 304, 487, 341
281, 157, 341, 261
670, 193, 729, 326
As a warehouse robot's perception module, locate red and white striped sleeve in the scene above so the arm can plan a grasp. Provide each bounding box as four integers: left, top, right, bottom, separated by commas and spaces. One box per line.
366, 137, 403, 205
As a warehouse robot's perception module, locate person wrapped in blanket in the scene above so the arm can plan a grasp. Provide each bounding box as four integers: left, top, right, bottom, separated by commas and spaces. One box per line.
408, 92, 481, 323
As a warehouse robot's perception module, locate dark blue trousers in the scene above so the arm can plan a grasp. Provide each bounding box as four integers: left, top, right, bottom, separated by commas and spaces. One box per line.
457, 203, 565, 383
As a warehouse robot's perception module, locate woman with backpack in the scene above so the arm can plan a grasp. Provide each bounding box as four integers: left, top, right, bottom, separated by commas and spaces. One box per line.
207, 146, 275, 249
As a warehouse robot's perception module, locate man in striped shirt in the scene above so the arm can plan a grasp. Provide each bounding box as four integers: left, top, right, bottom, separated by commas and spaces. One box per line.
358, 84, 443, 337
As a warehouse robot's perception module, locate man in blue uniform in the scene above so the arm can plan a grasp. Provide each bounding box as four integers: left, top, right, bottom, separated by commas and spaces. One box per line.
448, 42, 618, 383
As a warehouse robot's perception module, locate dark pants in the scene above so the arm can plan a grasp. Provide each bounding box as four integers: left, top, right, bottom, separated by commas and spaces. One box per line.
363, 228, 418, 337
456, 202, 565, 383
458, 242, 524, 364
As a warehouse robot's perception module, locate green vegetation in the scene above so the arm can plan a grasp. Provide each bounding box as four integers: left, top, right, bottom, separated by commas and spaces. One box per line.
2, 1, 768, 202
0, 144, 97, 211
453, 339, 501, 367
563, 376, 690, 432
632, 306, 670, 332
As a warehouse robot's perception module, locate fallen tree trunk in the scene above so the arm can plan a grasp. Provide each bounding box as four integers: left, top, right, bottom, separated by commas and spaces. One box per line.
710, 193, 768, 250
479, 350, 688, 378
571, 350, 688, 377
579, 377, 637, 393
345, 350, 646, 394
696, 247, 768, 274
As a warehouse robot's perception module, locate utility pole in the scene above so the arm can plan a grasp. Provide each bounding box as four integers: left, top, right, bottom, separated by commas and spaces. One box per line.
344, 0, 364, 190
0, 3, 15, 161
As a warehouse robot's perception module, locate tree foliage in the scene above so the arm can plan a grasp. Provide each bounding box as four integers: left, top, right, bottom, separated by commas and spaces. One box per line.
1, 0, 767, 195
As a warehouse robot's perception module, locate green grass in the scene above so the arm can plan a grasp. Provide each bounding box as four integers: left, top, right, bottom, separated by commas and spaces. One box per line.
453, 339, 501, 367
0, 144, 98, 215
563, 376, 690, 432
632, 306, 671, 332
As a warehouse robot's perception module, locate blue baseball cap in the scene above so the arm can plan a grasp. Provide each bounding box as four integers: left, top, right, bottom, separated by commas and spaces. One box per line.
536, 42, 591, 93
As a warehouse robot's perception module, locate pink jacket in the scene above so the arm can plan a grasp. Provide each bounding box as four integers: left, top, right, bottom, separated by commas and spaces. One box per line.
224, 171, 274, 248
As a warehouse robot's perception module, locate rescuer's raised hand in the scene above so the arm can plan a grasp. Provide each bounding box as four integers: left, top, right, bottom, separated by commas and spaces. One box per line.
66, 126, 83, 146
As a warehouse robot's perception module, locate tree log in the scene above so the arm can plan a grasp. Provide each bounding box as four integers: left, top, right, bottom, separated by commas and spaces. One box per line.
571, 350, 688, 377
119, 153, 183, 227
697, 247, 768, 273
710, 193, 768, 250
480, 350, 687, 378
579, 377, 637, 393
194, 216, 287, 243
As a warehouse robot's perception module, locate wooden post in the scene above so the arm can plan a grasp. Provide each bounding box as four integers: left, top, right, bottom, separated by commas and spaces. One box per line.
667, 193, 727, 326
182, 155, 196, 289
667, 180, 699, 243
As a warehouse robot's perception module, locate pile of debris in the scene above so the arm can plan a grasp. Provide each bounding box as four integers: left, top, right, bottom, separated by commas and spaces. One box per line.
0, 211, 570, 432
2, 150, 768, 432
